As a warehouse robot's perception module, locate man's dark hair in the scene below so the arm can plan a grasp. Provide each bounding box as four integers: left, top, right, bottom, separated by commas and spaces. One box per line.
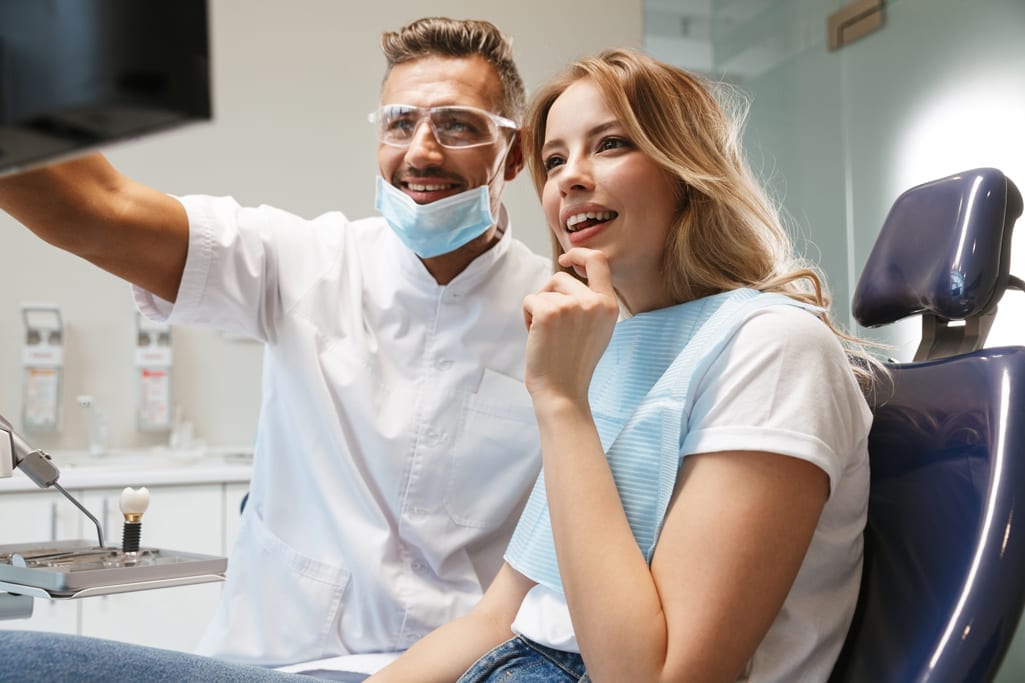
380, 17, 525, 121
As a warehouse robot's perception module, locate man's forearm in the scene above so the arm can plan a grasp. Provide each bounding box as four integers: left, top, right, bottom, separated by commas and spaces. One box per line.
0, 152, 190, 302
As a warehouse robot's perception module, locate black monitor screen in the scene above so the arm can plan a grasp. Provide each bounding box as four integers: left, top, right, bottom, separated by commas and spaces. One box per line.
0, 0, 211, 176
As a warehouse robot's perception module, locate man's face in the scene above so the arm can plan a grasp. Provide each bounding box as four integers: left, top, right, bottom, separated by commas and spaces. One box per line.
377, 55, 520, 217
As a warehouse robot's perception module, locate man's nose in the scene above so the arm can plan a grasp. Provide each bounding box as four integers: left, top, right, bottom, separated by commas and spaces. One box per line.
404, 118, 445, 166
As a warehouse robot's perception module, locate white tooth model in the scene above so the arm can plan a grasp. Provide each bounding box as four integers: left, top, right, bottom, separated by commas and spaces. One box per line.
119, 486, 150, 552
120, 486, 150, 521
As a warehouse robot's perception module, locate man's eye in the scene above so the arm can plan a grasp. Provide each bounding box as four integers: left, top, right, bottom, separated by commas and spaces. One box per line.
435, 113, 486, 139
387, 117, 415, 133
436, 119, 472, 134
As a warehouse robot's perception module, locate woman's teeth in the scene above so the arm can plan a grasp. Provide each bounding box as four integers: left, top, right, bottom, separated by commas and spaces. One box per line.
566, 211, 616, 232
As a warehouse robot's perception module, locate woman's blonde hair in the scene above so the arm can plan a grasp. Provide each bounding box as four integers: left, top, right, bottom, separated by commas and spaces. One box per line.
523, 48, 885, 394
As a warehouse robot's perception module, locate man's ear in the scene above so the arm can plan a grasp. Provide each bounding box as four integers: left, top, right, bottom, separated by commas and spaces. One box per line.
504, 130, 525, 181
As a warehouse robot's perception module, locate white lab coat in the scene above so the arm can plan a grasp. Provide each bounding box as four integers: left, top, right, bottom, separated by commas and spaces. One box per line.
134, 195, 551, 666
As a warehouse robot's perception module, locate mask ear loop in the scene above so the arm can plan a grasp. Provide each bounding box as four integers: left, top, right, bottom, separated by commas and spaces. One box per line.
482, 134, 517, 234
489, 134, 515, 182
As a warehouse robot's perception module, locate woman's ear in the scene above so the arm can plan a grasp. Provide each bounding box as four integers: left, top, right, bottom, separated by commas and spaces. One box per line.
504, 130, 525, 181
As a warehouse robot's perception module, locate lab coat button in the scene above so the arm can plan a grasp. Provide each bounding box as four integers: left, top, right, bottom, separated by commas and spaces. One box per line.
436, 359, 453, 370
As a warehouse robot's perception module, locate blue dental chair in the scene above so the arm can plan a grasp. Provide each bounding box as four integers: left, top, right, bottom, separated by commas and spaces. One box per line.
829, 168, 1025, 682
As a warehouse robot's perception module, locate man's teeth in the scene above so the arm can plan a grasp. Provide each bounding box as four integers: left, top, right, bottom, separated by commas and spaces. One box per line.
408, 183, 449, 192
566, 211, 615, 232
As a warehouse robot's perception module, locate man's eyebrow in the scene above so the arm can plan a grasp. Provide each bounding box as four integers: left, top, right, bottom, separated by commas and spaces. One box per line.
541, 119, 621, 155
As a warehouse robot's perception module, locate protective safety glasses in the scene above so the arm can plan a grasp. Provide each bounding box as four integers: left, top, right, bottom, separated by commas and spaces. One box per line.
368, 104, 517, 149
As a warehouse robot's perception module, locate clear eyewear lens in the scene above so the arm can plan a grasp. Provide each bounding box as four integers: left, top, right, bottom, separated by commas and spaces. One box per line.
369, 105, 517, 149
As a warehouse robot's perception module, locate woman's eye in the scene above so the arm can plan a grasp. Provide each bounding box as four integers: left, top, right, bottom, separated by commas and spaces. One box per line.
598, 136, 629, 152
543, 155, 565, 172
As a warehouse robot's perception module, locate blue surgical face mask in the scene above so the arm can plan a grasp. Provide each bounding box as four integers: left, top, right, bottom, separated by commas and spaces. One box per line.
374, 175, 497, 258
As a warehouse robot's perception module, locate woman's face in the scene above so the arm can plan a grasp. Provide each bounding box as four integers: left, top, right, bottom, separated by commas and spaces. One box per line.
538, 78, 679, 312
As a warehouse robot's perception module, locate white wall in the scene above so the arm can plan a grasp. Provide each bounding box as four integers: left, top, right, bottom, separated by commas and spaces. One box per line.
0, 0, 642, 452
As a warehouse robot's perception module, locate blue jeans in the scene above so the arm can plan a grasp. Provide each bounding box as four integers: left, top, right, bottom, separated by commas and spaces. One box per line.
457, 636, 589, 682
0, 630, 327, 682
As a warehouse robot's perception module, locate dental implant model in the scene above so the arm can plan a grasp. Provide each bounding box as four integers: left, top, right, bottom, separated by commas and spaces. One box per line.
120, 486, 150, 553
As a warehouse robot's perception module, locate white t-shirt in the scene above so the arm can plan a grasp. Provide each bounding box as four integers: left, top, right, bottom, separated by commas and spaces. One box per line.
512, 305, 871, 683
134, 195, 552, 666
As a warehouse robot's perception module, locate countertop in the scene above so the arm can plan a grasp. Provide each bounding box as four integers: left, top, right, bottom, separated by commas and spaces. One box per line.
0, 446, 253, 493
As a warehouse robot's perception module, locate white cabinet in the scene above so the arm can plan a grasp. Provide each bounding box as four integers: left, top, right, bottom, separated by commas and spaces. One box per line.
224, 482, 250, 554
0, 489, 83, 544
0, 489, 82, 634
87, 483, 225, 557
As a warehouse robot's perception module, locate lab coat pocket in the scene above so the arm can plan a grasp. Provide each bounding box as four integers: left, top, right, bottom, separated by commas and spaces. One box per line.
445, 368, 541, 529
208, 507, 352, 664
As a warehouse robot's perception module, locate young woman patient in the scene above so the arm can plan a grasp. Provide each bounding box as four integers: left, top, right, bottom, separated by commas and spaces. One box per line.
368, 48, 881, 683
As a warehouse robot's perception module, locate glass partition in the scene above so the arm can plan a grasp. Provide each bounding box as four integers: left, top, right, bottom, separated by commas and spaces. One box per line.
646, 0, 1025, 362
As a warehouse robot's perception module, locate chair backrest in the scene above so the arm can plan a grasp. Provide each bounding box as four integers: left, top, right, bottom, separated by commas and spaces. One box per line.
830, 168, 1025, 683
852, 167, 1023, 360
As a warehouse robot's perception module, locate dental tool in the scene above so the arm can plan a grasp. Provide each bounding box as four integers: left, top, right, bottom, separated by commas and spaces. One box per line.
1, 410, 105, 547
0, 409, 227, 611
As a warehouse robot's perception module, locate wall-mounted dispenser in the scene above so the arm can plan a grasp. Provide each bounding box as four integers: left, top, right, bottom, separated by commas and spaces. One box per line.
135, 314, 172, 432
21, 304, 63, 433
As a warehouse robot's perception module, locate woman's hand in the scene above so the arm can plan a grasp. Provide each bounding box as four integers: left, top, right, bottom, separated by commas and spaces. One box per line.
522, 248, 620, 404
367, 564, 535, 683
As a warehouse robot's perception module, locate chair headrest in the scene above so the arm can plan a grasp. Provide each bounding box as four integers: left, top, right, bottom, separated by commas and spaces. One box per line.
852, 168, 1022, 328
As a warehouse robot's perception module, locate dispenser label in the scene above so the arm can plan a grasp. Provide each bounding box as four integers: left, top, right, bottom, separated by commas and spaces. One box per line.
138, 367, 171, 431
24, 367, 61, 431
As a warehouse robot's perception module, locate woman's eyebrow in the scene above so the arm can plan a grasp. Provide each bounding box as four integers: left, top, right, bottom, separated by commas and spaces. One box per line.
541, 119, 621, 155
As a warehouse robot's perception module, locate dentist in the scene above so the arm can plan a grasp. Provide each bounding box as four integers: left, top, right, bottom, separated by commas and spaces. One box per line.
0, 17, 549, 670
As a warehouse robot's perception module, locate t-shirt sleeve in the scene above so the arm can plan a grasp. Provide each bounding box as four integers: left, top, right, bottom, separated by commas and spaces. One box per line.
681, 305, 872, 494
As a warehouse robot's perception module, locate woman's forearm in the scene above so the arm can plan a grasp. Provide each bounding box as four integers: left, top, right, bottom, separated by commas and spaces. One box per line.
367, 612, 509, 683
533, 395, 672, 682
368, 563, 535, 683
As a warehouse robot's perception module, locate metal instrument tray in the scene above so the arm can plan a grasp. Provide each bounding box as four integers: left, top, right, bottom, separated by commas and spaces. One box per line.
0, 539, 226, 599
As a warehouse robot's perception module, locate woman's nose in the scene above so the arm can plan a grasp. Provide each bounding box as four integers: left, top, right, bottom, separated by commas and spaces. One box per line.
558, 155, 594, 194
